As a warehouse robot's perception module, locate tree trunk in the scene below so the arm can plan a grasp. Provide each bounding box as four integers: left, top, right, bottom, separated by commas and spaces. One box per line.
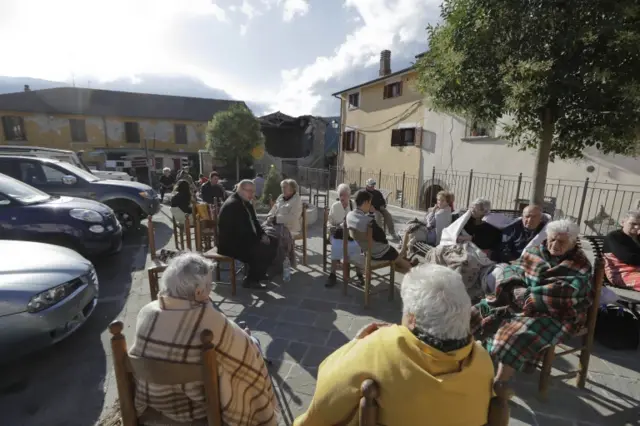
530, 108, 555, 205
235, 156, 240, 182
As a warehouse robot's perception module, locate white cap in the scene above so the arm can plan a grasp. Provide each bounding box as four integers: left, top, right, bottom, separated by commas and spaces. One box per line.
366, 178, 376, 186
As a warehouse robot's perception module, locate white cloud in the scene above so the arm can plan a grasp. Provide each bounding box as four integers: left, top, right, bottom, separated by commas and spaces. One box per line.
282, 0, 310, 22
270, 0, 440, 115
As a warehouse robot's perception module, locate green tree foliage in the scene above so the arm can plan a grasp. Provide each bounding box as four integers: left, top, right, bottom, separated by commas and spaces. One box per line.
261, 165, 282, 204
416, 0, 640, 203
205, 103, 265, 181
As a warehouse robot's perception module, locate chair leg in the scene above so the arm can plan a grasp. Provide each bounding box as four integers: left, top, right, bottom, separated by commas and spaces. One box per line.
388, 263, 395, 301
179, 228, 185, 250
577, 342, 592, 389
322, 242, 327, 272
364, 266, 372, 309
538, 346, 556, 401
342, 260, 350, 296
302, 236, 308, 266
172, 221, 179, 248
215, 263, 221, 282
230, 260, 237, 297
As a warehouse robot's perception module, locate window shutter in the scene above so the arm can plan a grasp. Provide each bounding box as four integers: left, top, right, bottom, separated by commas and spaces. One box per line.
390, 129, 401, 146
414, 127, 423, 147
341, 132, 348, 151
357, 131, 365, 154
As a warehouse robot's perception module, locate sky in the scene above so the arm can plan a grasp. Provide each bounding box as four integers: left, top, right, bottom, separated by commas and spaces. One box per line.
0, 0, 442, 116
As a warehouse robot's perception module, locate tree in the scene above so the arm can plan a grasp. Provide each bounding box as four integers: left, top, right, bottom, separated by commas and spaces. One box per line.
261, 165, 282, 204
416, 0, 640, 204
206, 103, 265, 181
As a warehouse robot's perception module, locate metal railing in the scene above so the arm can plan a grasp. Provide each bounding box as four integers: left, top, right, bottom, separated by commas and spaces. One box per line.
257, 163, 640, 236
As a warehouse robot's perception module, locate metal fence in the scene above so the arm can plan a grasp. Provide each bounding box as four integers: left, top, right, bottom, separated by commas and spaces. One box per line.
259, 163, 640, 236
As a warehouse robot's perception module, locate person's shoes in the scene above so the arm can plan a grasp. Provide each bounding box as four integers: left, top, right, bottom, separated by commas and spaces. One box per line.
242, 278, 268, 290
390, 233, 401, 241
355, 273, 365, 287
325, 273, 337, 288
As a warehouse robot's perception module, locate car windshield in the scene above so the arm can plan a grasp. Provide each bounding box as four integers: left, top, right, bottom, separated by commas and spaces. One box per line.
0, 174, 50, 205
55, 161, 100, 182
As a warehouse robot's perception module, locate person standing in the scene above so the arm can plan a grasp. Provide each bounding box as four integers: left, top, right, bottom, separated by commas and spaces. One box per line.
365, 178, 399, 240
158, 167, 175, 202
254, 173, 265, 200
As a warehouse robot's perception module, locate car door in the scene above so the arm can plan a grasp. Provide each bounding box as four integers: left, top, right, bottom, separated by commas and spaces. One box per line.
0, 193, 21, 240
16, 159, 87, 198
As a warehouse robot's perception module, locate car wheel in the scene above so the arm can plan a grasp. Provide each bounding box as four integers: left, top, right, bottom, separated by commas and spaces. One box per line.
107, 201, 140, 233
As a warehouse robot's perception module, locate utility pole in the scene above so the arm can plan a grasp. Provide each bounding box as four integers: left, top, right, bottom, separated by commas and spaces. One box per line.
143, 138, 153, 185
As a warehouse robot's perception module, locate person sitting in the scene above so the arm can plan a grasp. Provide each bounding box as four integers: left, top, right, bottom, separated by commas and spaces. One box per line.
170, 179, 193, 215
129, 253, 278, 425
471, 219, 592, 386
263, 179, 303, 272
424, 190, 455, 245
200, 171, 227, 205
326, 184, 364, 288
346, 190, 412, 273
218, 180, 278, 290
158, 167, 175, 202
603, 210, 640, 291
294, 264, 495, 426
498, 204, 548, 262
365, 178, 400, 240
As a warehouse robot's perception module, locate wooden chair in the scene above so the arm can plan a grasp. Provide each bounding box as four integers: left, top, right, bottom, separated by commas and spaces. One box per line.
108, 320, 222, 426
352, 379, 510, 426
343, 221, 395, 308
194, 214, 238, 297
322, 207, 330, 272
147, 264, 167, 301
537, 257, 605, 400
491, 209, 522, 219
170, 207, 192, 250
292, 202, 309, 266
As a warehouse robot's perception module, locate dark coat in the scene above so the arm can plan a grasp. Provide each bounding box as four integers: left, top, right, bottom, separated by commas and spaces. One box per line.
200, 181, 227, 204
217, 192, 264, 261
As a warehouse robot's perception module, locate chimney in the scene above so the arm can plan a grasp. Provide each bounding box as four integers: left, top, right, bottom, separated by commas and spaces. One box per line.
24, 85, 31, 92
379, 50, 391, 77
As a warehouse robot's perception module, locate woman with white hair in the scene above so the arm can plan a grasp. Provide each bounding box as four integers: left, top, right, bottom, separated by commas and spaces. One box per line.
158, 166, 175, 202
263, 178, 303, 272
603, 210, 640, 291
326, 183, 364, 287
129, 253, 278, 425
471, 219, 593, 385
295, 264, 495, 426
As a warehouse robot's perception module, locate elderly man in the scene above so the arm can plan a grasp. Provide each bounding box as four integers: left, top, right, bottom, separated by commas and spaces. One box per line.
218, 179, 278, 290
472, 219, 592, 385
498, 204, 548, 262
295, 264, 495, 426
158, 167, 175, 202
365, 178, 399, 240
130, 253, 277, 425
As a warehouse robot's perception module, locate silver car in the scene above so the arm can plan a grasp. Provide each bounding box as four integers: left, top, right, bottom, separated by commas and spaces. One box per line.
0, 240, 98, 361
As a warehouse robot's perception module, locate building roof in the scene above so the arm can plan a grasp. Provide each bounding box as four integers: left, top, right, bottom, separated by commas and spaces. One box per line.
0, 87, 245, 122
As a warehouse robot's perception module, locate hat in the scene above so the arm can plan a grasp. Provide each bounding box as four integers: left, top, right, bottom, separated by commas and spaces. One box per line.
366, 178, 376, 186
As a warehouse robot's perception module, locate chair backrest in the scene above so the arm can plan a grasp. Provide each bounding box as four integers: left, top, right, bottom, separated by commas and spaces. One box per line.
586, 257, 605, 337
585, 235, 605, 258
108, 321, 222, 426
171, 207, 188, 225
148, 265, 167, 301
491, 209, 521, 219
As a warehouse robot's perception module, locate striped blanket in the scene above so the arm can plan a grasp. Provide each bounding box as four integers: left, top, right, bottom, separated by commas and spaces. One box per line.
471, 243, 593, 372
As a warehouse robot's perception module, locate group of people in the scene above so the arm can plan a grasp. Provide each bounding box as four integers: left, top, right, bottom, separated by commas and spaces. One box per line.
127, 174, 640, 426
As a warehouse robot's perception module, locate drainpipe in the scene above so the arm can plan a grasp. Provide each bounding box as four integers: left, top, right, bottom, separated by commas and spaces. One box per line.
332, 94, 345, 179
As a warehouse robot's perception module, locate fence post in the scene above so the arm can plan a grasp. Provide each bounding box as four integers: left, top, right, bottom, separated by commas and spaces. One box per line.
514, 173, 523, 210
326, 168, 331, 200
378, 169, 382, 187
427, 167, 436, 209
576, 178, 590, 224
466, 169, 474, 207
359, 167, 363, 187
400, 172, 406, 208
342, 167, 346, 186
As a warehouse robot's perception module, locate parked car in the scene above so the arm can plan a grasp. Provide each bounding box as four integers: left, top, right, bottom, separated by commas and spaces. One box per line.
0, 145, 133, 181
0, 240, 99, 362
0, 156, 160, 232
0, 173, 123, 256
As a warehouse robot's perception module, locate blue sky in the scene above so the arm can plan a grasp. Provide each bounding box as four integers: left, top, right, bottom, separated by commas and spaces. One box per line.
0, 0, 441, 116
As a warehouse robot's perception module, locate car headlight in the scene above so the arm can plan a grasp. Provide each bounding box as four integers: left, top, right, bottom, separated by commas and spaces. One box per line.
27, 278, 84, 313
139, 190, 154, 199
70, 209, 103, 223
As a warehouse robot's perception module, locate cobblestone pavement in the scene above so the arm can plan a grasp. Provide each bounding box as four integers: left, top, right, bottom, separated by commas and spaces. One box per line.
96, 205, 640, 426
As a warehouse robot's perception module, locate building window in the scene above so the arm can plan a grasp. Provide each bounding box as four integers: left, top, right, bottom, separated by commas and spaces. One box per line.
342, 130, 365, 154
465, 121, 495, 138
155, 157, 164, 170
348, 93, 360, 109
125, 122, 140, 143
391, 127, 423, 147
174, 124, 187, 145
2, 116, 26, 141
69, 119, 87, 142
383, 82, 402, 99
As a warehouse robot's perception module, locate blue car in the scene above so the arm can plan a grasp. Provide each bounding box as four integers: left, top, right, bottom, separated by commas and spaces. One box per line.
0, 173, 122, 257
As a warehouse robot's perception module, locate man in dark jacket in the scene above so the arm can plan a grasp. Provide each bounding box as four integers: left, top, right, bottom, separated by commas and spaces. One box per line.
217, 179, 277, 289
200, 171, 227, 205
498, 204, 546, 262
365, 178, 399, 240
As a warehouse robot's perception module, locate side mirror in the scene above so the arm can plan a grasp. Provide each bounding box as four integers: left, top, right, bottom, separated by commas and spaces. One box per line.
62, 175, 77, 185
0, 198, 10, 206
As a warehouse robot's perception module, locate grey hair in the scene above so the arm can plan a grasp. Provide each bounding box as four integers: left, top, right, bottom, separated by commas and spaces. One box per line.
470, 197, 491, 215
280, 178, 299, 194
162, 167, 171, 173
159, 253, 216, 299
336, 183, 351, 196
237, 179, 255, 190
400, 264, 471, 341
623, 210, 640, 222
546, 219, 580, 243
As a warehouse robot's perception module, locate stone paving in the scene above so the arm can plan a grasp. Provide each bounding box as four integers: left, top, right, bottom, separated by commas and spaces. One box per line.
98, 204, 640, 426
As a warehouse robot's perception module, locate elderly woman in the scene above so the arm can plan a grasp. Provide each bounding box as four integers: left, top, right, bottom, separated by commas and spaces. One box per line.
326, 184, 364, 287
401, 190, 455, 259
295, 264, 495, 426
263, 178, 303, 272
471, 219, 593, 385
603, 210, 640, 291
129, 253, 277, 425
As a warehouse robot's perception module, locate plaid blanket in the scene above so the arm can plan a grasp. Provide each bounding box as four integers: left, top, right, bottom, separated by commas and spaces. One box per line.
471, 243, 593, 372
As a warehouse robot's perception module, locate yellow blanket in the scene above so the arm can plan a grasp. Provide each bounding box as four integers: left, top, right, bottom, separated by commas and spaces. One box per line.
294, 325, 494, 426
